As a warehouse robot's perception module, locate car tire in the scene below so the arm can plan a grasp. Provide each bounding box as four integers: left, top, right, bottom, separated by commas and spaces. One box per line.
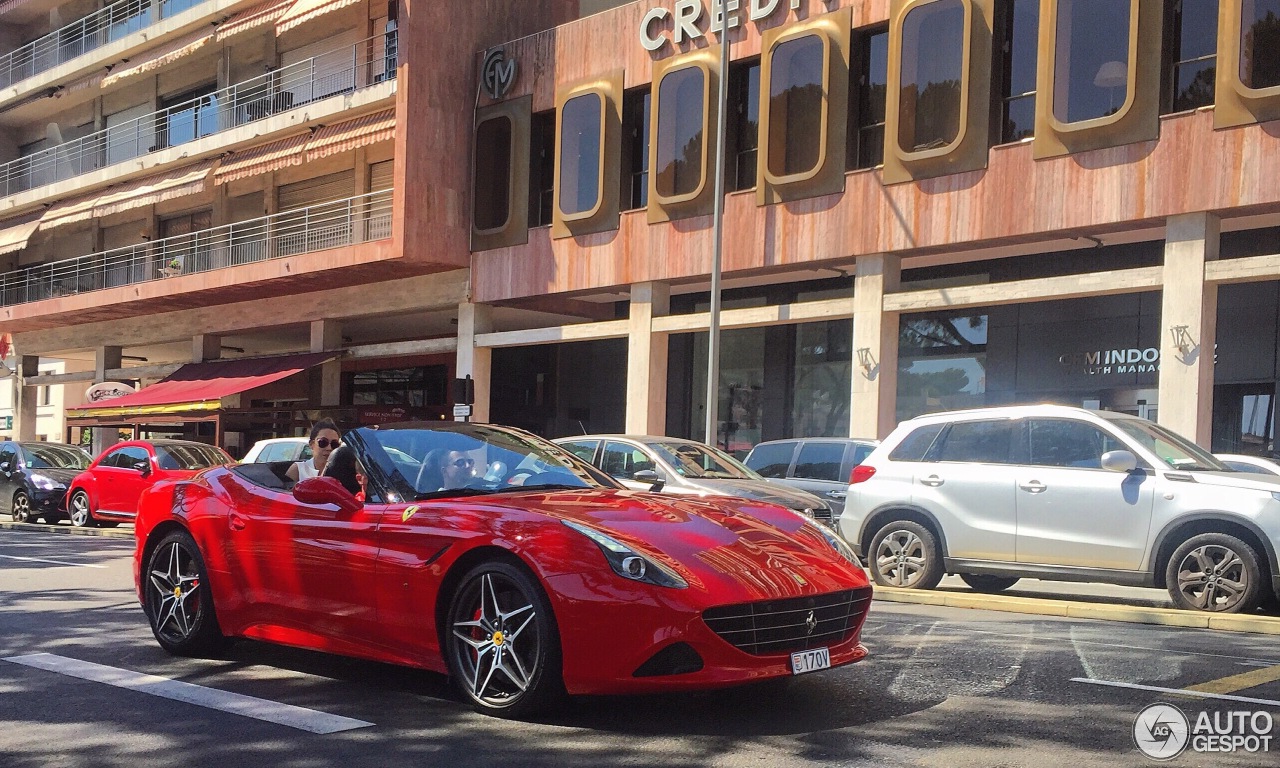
1165, 533, 1263, 614
444, 559, 564, 718
959, 574, 1020, 593
143, 530, 230, 657
868, 519, 944, 590
11, 491, 31, 523
67, 491, 96, 528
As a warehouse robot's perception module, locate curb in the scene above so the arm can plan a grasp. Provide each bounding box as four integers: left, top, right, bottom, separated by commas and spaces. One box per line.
872, 586, 1280, 636
0, 521, 133, 539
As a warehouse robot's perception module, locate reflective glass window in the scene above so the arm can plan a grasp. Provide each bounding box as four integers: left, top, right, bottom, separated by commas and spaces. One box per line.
889, 424, 945, 462
529, 112, 556, 226
744, 441, 796, 478
559, 440, 599, 463
898, 0, 966, 152
936, 420, 1014, 464
558, 93, 603, 216
728, 61, 760, 191
767, 34, 825, 176
622, 89, 650, 209
473, 116, 512, 230
1027, 419, 1121, 468
1053, 0, 1133, 123
655, 66, 706, 198
601, 442, 656, 480
1165, 0, 1217, 112
794, 441, 845, 481
1240, 0, 1280, 90
1000, 0, 1039, 141
850, 28, 888, 169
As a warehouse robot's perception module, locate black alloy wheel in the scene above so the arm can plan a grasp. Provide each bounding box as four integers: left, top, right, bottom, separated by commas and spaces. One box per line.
144, 530, 229, 656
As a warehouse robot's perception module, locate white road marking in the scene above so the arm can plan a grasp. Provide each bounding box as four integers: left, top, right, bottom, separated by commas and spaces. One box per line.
2, 653, 374, 734
0, 554, 107, 568
1071, 677, 1280, 707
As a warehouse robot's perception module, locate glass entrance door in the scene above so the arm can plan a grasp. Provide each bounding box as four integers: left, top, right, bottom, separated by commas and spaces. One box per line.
1212, 384, 1276, 456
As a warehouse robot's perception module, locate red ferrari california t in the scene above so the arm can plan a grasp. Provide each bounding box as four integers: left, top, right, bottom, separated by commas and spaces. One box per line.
133, 423, 872, 717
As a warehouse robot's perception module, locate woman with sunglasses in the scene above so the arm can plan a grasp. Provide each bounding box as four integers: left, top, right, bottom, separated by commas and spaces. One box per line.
286, 418, 341, 482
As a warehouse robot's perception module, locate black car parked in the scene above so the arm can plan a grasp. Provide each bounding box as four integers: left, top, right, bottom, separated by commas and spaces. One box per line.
0, 441, 91, 523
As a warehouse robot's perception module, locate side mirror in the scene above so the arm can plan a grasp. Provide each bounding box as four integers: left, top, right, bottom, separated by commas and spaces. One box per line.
633, 469, 665, 492
132, 460, 152, 477
1101, 450, 1139, 473
294, 476, 363, 515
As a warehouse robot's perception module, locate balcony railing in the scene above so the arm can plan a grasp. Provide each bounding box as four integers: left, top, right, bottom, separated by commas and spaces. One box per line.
0, 0, 212, 90
0, 32, 397, 198
0, 189, 393, 307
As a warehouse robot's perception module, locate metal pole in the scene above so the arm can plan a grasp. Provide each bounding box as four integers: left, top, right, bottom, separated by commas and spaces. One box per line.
704, 2, 733, 449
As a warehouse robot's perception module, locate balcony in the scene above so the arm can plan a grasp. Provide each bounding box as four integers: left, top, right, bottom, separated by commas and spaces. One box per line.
0, 0, 215, 91
0, 188, 392, 306
0, 32, 396, 200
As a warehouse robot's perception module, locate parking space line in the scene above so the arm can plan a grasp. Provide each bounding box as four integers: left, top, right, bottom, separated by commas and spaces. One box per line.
1186, 664, 1280, 695
0, 554, 107, 568
2, 653, 374, 734
1071, 677, 1280, 707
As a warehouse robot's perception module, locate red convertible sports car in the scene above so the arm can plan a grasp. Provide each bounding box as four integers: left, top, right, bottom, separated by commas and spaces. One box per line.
133, 423, 872, 717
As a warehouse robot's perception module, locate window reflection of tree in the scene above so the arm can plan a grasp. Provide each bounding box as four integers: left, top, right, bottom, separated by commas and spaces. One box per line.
1244, 11, 1280, 90
898, 315, 987, 417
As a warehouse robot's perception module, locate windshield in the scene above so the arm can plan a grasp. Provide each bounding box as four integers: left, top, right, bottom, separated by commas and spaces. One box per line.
648, 441, 760, 479
1104, 417, 1227, 472
155, 445, 230, 471
24, 445, 89, 470
354, 424, 619, 502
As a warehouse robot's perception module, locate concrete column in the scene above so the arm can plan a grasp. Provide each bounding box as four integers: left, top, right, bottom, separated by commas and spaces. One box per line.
92, 346, 123, 455
15, 356, 38, 441
626, 281, 671, 435
457, 303, 494, 422
1157, 213, 1220, 446
310, 320, 343, 407
193, 334, 220, 363
850, 255, 901, 440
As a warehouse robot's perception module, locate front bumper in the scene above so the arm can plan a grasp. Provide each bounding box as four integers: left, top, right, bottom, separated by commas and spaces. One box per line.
30, 488, 69, 512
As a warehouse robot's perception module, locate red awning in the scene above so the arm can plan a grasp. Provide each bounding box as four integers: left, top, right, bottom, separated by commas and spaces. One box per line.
66, 352, 336, 418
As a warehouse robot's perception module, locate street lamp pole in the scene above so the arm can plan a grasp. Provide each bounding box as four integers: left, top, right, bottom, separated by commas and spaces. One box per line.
704, 1, 733, 449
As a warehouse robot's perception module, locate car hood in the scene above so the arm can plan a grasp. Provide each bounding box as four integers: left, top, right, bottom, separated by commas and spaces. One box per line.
685, 478, 828, 511
27, 467, 80, 486
486, 488, 865, 602
1173, 470, 1280, 493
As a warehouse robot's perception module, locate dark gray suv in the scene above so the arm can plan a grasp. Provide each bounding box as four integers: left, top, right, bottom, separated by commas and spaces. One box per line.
744, 438, 877, 520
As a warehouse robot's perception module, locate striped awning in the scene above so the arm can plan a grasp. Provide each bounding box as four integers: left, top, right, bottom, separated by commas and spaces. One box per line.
41, 161, 215, 230
102, 28, 214, 89
276, 0, 362, 34
0, 218, 40, 256
216, 0, 293, 41
214, 134, 307, 185
305, 109, 395, 161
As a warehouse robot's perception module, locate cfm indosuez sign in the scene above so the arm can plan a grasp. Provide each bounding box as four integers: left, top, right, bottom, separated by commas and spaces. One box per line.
638, 0, 838, 52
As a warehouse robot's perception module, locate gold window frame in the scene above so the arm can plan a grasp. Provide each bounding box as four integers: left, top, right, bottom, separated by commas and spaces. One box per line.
1033, 0, 1162, 158
883, 0, 993, 184
648, 50, 719, 224
757, 6, 851, 205
1215, 0, 1280, 128
552, 71, 623, 239
470, 95, 530, 252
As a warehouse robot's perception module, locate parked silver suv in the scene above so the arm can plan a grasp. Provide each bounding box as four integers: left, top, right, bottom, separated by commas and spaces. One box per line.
839, 405, 1280, 613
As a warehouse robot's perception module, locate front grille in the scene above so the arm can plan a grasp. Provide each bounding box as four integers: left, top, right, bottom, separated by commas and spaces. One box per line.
702, 586, 872, 656
803, 506, 834, 524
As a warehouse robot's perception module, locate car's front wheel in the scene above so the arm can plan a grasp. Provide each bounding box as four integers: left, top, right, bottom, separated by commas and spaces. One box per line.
444, 559, 564, 718
1166, 533, 1263, 613
868, 519, 944, 590
67, 491, 95, 528
11, 491, 31, 523
959, 574, 1020, 593
143, 530, 229, 656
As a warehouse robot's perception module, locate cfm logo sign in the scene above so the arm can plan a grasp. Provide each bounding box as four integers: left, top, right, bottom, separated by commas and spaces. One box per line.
481, 48, 518, 100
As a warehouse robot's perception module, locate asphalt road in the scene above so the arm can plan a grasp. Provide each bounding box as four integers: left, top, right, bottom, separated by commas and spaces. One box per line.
1, 529, 1278, 768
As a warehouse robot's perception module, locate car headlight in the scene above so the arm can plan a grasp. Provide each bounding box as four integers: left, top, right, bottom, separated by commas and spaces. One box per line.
29, 474, 64, 491
562, 520, 687, 589
810, 520, 863, 569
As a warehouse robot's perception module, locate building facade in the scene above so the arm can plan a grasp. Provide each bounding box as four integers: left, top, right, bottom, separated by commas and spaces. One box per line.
1, 0, 1278, 462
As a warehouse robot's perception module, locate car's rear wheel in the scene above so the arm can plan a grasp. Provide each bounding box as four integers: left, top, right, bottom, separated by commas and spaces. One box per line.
11, 491, 31, 523
67, 491, 95, 528
1166, 533, 1263, 613
444, 560, 564, 718
143, 530, 229, 656
959, 574, 1020, 593
868, 519, 944, 590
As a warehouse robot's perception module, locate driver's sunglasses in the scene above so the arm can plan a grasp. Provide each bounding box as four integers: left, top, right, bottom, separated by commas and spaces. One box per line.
315, 437, 341, 449
452, 458, 475, 468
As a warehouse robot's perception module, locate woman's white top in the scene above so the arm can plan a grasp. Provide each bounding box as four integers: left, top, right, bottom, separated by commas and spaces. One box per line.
294, 459, 320, 479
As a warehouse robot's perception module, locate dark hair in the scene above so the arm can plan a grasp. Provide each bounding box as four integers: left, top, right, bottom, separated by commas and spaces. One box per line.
322, 444, 363, 496
308, 418, 340, 443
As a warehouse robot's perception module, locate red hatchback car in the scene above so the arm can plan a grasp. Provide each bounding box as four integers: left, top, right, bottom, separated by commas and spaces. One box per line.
133, 423, 873, 718
67, 440, 231, 528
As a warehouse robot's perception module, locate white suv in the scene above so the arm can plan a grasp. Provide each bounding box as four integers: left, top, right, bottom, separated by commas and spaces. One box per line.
839, 405, 1280, 613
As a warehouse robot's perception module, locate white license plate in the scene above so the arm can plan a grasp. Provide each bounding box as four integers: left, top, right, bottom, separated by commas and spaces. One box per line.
790, 647, 831, 675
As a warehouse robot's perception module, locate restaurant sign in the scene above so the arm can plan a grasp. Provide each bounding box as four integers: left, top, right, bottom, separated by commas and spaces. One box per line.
639, 0, 835, 51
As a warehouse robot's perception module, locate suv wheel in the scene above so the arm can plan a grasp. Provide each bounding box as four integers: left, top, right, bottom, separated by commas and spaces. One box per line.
868, 520, 943, 590
1165, 533, 1263, 613
959, 574, 1019, 593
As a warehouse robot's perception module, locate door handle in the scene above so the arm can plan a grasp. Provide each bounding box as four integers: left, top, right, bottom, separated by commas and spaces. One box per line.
1018, 480, 1047, 493
919, 475, 944, 487
827, 491, 847, 499
229, 513, 246, 531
